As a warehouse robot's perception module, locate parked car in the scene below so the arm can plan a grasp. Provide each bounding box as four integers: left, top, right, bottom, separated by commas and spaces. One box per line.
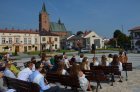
81, 48, 90, 53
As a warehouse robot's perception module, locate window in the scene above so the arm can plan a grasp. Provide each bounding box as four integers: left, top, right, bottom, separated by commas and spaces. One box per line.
24, 38, 27, 44
2, 38, 5, 44
16, 38, 20, 43
55, 44, 57, 49
9, 38, 12, 44
28, 46, 31, 50
42, 37, 46, 41
49, 37, 52, 42
35, 38, 37, 44
55, 38, 57, 41
28, 38, 31, 44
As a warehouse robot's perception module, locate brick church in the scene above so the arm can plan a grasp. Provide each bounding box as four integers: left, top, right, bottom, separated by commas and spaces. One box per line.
39, 3, 69, 39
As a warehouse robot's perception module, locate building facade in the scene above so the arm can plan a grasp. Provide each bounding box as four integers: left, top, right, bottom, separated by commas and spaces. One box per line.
0, 29, 40, 52
129, 26, 140, 51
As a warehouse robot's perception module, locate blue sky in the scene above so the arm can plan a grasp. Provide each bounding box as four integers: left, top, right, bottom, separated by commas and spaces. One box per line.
0, 0, 140, 38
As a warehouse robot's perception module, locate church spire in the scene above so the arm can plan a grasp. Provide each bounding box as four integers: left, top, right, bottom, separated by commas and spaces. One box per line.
42, 2, 46, 12
58, 18, 61, 24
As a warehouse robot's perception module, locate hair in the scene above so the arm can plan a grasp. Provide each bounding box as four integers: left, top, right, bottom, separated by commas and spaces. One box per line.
55, 62, 65, 75
69, 63, 81, 77
101, 55, 107, 66
40, 68, 47, 74
108, 54, 113, 58
80, 57, 88, 70
35, 61, 42, 69
111, 54, 119, 65
80, 54, 84, 58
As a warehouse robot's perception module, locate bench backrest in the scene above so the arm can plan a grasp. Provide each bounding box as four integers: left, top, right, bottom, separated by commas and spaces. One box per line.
122, 63, 132, 71
4, 76, 40, 92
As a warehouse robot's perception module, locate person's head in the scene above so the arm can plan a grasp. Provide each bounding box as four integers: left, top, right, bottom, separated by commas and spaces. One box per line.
35, 61, 44, 71
108, 54, 113, 58
5, 61, 12, 68
92, 57, 96, 62
26, 61, 33, 70
56, 62, 65, 75
70, 63, 81, 76
111, 54, 119, 65
31, 56, 36, 61
82, 57, 88, 64
80, 54, 84, 58
40, 68, 47, 76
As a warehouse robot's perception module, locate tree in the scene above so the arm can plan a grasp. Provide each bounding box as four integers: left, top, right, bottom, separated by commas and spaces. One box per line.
76, 31, 83, 36
109, 29, 131, 50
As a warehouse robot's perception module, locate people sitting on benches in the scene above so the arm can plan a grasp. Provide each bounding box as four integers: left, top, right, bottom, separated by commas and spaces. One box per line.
69, 63, 92, 91
17, 61, 33, 81
30, 61, 60, 92
90, 57, 99, 67
100, 55, 109, 66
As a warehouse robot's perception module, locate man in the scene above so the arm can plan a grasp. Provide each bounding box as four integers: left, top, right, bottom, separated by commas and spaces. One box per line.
18, 61, 33, 81
3, 61, 16, 78
30, 61, 60, 92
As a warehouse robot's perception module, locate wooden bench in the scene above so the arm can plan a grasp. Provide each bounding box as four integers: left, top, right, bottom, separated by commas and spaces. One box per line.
46, 73, 80, 92
90, 66, 120, 86
82, 70, 108, 92
3, 76, 40, 92
122, 63, 132, 81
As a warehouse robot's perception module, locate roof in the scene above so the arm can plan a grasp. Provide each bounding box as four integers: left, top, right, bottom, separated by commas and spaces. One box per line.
129, 26, 140, 31
39, 31, 58, 36
0, 29, 39, 34
50, 22, 67, 32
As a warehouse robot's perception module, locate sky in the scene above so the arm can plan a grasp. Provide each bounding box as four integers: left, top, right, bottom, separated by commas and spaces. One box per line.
0, 0, 140, 38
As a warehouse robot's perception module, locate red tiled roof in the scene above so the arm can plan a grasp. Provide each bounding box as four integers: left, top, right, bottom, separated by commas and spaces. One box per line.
0, 29, 39, 34
129, 26, 140, 31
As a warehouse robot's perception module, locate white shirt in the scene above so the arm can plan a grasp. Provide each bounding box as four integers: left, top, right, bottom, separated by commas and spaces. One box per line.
18, 67, 32, 81
77, 58, 83, 63
4, 68, 16, 78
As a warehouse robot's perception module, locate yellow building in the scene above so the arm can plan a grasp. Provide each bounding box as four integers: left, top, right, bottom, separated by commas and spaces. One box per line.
0, 29, 60, 52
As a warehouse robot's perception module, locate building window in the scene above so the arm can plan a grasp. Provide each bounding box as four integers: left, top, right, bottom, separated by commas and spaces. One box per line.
42, 37, 46, 41
35, 38, 37, 44
24, 38, 27, 44
49, 37, 52, 42
55, 44, 57, 49
28, 38, 31, 44
9, 38, 12, 44
16, 38, 20, 43
55, 38, 57, 41
2, 38, 5, 44
28, 46, 31, 50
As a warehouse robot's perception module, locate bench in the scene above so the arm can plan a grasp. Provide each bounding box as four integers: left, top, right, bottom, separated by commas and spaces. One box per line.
122, 63, 132, 81
46, 73, 80, 92
82, 70, 108, 92
3, 76, 40, 92
90, 66, 120, 86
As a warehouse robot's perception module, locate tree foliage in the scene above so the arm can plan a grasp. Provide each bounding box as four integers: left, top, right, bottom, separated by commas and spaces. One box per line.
108, 29, 131, 50
76, 31, 83, 36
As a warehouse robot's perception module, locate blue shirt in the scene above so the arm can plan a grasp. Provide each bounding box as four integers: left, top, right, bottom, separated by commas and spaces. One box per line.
4, 68, 16, 78
29, 70, 50, 92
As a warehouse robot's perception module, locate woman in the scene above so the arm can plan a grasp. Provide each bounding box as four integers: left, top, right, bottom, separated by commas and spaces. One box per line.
55, 62, 68, 75
80, 57, 90, 70
90, 57, 99, 66
69, 63, 92, 91
111, 54, 123, 82
100, 55, 109, 66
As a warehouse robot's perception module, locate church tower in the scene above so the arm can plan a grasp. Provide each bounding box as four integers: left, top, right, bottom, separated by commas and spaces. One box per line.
39, 3, 50, 32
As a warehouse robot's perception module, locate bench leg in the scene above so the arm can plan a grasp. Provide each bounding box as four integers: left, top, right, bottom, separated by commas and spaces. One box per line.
125, 71, 128, 81
110, 74, 115, 86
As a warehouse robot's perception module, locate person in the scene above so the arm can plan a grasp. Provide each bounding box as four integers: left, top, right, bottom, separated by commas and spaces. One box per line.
63, 55, 71, 69
0, 72, 7, 92
100, 55, 109, 66
70, 54, 77, 65
69, 63, 92, 91
90, 57, 99, 66
107, 54, 113, 64
30, 61, 60, 92
18, 61, 33, 81
80, 57, 90, 70
118, 51, 125, 63
55, 62, 69, 75
111, 54, 123, 82
77, 53, 84, 63
3, 61, 16, 78
124, 52, 128, 63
